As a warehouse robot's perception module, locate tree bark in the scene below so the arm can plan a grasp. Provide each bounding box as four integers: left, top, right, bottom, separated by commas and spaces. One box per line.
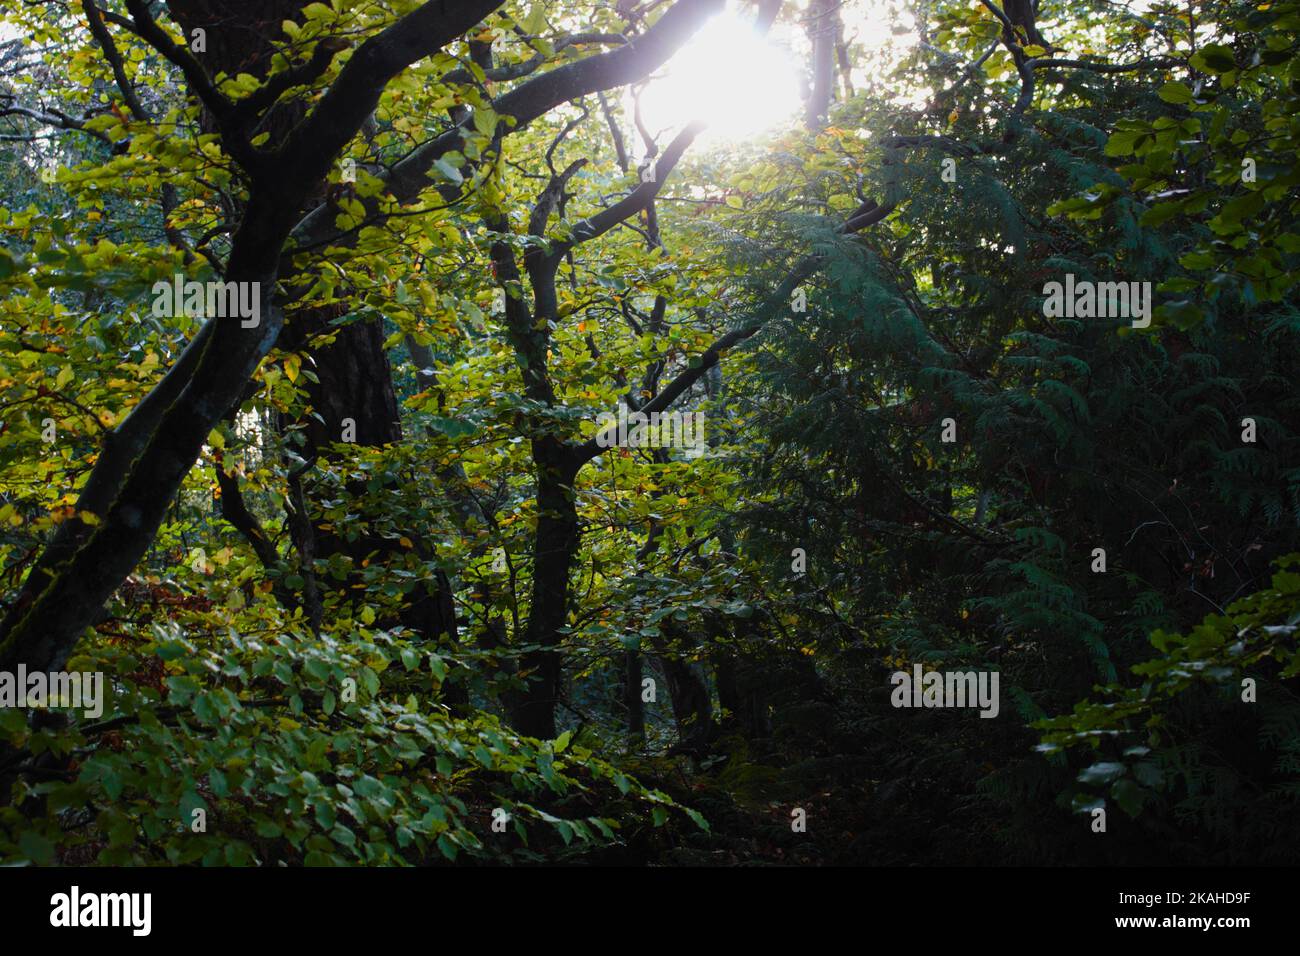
508, 449, 581, 738
805, 0, 838, 129
0, 0, 503, 671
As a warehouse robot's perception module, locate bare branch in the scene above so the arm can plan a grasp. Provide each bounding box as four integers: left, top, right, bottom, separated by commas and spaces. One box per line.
558, 121, 703, 253
0, 104, 112, 146
81, 0, 147, 120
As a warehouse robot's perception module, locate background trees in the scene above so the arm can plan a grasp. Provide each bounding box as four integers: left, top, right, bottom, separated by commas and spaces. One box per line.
0, 0, 1297, 865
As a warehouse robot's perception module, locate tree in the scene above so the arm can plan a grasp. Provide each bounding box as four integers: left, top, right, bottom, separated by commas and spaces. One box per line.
1, 0, 1297, 867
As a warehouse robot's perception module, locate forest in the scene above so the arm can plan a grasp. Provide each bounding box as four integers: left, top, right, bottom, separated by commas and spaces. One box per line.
0, 0, 1296, 869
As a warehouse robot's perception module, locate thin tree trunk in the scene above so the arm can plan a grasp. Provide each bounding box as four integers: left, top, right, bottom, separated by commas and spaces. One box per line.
508, 451, 580, 739
805, 0, 838, 129
622, 649, 646, 749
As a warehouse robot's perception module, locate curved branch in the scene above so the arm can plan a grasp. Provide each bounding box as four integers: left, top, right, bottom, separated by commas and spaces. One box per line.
81, 0, 147, 120
288, 0, 725, 253
558, 121, 703, 254
573, 195, 895, 464
0, 105, 113, 147
277, 0, 506, 185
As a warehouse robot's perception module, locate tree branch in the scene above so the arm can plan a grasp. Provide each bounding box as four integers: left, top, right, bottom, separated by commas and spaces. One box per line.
1033, 56, 1180, 75
288, 0, 725, 253
277, 0, 506, 186
574, 196, 894, 464
229, 37, 350, 125
124, 0, 236, 122
558, 121, 702, 253
442, 32, 627, 85
0, 104, 112, 147
81, 0, 147, 120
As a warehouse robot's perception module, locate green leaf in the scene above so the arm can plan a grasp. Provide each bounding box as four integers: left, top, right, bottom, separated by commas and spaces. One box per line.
1111, 778, 1145, 816
433, 158, 463, 184
1078, 761, 1126, 785
19, 830, 56, 865
521, 4, 548, 35
1104, 129, 1144, 157
1190, 44, 1236, 74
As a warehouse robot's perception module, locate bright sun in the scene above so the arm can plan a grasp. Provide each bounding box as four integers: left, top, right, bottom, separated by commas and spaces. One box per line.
634, 9, 802, 144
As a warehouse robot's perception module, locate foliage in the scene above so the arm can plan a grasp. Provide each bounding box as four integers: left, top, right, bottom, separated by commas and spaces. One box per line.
0, 0, 1297, 866
1036, 555, 1300, 863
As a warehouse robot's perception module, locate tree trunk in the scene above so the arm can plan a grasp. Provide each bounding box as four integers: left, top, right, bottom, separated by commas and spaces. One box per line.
805, 0, 838, 129
282, 310, 459, 643
176, 0, 459, 647
661, 655, 715, 749
622, 649, 646, 749
508, 448, 580, 738
657, 619, 716, 751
